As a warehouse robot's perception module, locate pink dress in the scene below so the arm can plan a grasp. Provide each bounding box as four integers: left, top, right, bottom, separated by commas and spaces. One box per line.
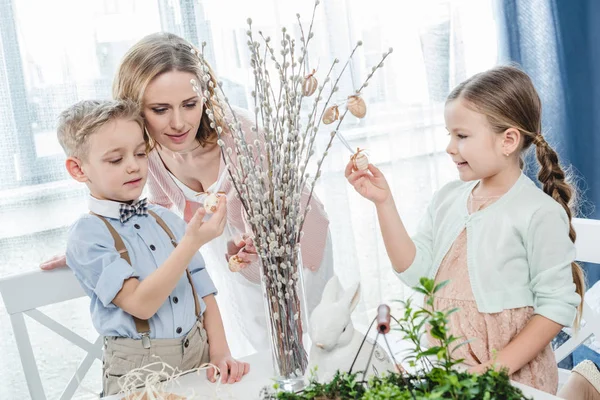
426, 196, 558, 394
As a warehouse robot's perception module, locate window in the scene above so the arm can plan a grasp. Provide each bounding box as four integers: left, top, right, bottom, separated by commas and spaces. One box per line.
0, 1, 497, 397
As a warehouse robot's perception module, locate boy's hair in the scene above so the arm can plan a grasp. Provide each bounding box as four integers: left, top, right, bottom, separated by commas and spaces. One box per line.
447, 64, 585, 326
57, 99, 144, 160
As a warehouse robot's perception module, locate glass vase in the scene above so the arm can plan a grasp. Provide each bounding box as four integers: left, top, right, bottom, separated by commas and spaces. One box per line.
259, 248, 309, 392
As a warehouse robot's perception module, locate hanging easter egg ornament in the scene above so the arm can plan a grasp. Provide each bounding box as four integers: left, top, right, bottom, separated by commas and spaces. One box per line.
351, 148, 369, 171
302, 69, 318, 97
322, 105, 340, 125
347, 95, 367, 118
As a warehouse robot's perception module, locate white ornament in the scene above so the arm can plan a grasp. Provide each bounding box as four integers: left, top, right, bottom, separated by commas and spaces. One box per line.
203, 193, 220, 214
347, 95, 367, 118
228, 255, 245, 272
351, 149, 369, 171
302, 70, 318, 96
322, 105, 339, 125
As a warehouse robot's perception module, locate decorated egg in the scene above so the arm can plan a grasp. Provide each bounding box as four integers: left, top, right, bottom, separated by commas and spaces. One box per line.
352, 149, 369, 171
302, 71, 318, 96
228, 255, 245, 272
322, 105, 339, 125
347, 95, 367, 118
203, 193, 220, 214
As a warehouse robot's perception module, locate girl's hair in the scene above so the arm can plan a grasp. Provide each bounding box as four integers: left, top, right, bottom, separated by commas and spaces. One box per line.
112, 32, 226, 148
447, 64, 585, 326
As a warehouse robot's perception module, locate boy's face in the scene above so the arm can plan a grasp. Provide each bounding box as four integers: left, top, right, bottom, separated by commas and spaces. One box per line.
75, 118, 148, 202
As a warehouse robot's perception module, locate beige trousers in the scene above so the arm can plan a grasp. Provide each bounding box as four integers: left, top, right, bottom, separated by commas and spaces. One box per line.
102, 320, 210, 396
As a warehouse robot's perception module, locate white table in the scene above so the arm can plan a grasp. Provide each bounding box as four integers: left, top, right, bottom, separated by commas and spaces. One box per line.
102, 352, 562, 399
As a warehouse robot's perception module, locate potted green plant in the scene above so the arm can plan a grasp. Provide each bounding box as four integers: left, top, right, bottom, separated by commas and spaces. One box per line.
260, 278, 532, 400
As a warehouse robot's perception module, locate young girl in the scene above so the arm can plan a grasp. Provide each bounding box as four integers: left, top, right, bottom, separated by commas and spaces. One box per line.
345, 65, 584, 393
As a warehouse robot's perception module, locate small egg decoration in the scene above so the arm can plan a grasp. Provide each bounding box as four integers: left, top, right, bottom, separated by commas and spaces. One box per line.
228, 254, 245, 272
351, 148, 369, 171
322, 105, 340, 125
203, 193, 220, 214
347, 95, 367, 118
302, 70, 318, 97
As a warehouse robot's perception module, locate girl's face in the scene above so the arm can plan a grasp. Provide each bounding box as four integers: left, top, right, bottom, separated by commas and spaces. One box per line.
444, 98, 507, 182
142, 70, 204, 152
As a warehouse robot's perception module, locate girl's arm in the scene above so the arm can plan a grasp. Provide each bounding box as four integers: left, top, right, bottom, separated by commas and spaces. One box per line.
473, 206, 581, 375
375, 194, 417, 273
470, 314, 562, 374
346, 162, 416, 273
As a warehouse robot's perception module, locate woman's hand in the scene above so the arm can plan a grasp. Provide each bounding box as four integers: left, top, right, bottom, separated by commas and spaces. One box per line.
225, 234, 259, 266
40, 254, 67, 270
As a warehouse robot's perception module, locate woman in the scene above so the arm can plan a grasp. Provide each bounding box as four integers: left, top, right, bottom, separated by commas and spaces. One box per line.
43, 32, 334, 356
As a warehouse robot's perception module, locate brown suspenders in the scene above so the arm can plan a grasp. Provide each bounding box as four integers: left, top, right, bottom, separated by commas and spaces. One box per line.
90, 210, 201, 347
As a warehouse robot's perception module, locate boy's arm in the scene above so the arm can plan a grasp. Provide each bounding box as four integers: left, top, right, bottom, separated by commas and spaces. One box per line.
114, 200, 227, 319
113, 234, 205, 319
202, 295, 250, 384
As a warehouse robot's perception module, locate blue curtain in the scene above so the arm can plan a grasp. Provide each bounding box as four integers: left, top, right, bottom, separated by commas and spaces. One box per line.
497, 0, 600, 219
497, 0, 600, 370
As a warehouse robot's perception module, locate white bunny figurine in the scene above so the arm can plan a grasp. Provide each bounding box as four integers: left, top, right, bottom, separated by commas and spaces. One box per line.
307, 275, 395, 382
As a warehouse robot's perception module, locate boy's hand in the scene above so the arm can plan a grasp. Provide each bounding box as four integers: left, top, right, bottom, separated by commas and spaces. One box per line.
185, 196, 227, 246
345, 161, 391, 205
207, 353, 250, 384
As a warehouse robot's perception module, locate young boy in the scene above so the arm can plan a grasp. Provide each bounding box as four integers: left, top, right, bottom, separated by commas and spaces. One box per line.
57, 99, 249, 396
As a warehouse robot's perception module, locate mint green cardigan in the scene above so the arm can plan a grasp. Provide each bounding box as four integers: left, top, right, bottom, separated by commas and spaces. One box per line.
397, 173, 581, 327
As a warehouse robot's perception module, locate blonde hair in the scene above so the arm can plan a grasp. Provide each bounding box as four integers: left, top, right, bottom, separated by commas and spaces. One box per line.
447, 64, 585, 326
113, 32, 225, 148
57, 99, 143, 160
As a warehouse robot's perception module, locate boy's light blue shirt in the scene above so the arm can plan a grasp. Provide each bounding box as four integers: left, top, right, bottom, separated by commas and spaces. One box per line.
397, 173, 581, 327
66, 196, 217, 339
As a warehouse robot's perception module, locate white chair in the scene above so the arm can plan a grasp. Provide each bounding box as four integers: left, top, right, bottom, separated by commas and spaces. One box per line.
0, 267, 102, 400
554, 217, 600, 384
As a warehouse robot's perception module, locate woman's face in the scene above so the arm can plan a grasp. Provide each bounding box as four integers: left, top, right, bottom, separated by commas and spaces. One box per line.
142, 70, 204, 152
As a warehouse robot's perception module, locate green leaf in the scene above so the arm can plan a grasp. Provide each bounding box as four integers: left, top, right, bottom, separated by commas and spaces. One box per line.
445, 307, 460, 316
452, 338, 475, 353
420, 278, 435, 293
413, 287, 429, 296
433, 279, 450, 293
420, 346, 443, 357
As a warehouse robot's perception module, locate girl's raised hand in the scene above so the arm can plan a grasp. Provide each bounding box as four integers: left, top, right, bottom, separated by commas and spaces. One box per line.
345, 161, 391, 205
